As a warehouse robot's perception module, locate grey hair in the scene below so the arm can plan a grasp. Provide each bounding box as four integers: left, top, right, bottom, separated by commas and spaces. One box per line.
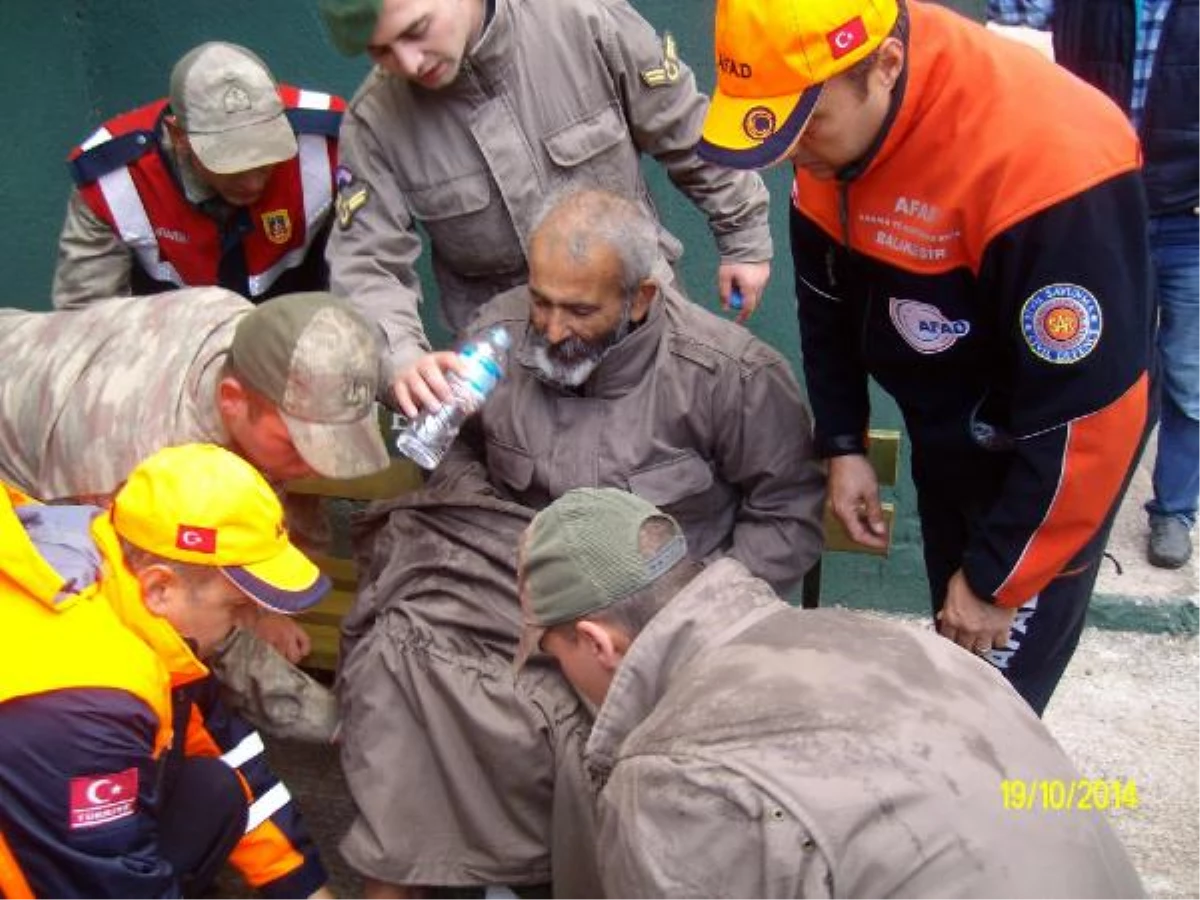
529, 185, 661, 295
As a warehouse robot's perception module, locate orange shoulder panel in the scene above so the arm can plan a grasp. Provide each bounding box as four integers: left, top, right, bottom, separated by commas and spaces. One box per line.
794, 2, 1140, 275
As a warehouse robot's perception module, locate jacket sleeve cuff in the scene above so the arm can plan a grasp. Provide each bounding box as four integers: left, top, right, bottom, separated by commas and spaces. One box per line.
815, 432, 869, 458
714, 222, 774, 262
257, 857, 328, 900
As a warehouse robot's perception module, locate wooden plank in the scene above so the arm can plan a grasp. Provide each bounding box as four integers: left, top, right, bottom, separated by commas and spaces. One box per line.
822, 502, 896, 556
284, 457, 424, 501
865, 428, 902, 488
299, 622, 341, 673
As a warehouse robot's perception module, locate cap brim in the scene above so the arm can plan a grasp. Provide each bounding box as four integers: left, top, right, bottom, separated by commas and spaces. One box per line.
283, 411, 391, 480
222, 543, 330, 615
697, 84, 823, 170
189, 112, 298, 175
512, 622, 547, 674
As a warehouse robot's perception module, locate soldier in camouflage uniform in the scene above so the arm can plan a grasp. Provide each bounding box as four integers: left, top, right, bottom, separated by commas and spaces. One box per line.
517, 489, 1145, 898
0, 288, 389, 742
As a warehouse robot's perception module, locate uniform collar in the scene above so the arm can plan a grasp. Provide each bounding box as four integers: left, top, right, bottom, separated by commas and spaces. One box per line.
584, 558, 782, 785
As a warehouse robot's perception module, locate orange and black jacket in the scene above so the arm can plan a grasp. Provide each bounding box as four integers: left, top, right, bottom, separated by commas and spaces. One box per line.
790, 2, 1154, 607
0, 485, 325, 898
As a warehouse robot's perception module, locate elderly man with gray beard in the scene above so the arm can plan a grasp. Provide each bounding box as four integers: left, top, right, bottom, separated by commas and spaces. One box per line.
436, 187, 824, 590
335, 187, 825, 898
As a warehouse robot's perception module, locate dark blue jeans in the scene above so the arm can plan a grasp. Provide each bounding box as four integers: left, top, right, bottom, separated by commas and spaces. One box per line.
1145, 213, 1199, 528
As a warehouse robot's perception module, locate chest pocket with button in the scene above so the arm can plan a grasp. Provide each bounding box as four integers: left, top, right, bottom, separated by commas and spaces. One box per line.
404, 171, 524, 279
626, 452, 716, 519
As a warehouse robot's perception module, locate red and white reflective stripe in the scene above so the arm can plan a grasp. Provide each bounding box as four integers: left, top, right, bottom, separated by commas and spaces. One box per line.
80, 126, 112, 152
296, 89, 334, 111
89, 126, 184, 287
247, 100, 333, 296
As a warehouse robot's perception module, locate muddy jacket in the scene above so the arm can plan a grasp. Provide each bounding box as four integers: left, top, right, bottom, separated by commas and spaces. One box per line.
328, 0, 772, 387
587, 557, 1144, 898
791, 2, 1153, 606
54, 87, 343, 307
0, 486, 325, 898
437, 283, 825, 594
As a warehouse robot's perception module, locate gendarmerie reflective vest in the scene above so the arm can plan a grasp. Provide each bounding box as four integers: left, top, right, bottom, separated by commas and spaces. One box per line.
68, 86, 343, 299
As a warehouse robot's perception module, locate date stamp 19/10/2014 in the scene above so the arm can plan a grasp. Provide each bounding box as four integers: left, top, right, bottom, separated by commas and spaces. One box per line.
1001, 779, 1140, 811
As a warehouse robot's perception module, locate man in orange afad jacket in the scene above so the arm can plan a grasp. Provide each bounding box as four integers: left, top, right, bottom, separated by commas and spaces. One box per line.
698, 0, 1154, 713
0, 445, 332, 898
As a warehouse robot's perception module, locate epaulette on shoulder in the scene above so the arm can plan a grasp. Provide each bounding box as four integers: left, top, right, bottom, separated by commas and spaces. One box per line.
69, 131, 157, 186
287, 107, 343, 139
667, 332, 720, 373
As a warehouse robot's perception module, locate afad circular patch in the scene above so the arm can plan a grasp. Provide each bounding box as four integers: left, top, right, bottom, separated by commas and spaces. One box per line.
743, 106, 777, 142
1020, 283, 1102, 364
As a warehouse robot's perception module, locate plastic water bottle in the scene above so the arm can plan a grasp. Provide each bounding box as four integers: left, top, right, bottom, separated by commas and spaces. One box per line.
394, 326, 512, 470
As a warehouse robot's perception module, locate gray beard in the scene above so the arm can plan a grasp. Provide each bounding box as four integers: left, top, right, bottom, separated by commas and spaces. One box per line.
529, 302, 633, 388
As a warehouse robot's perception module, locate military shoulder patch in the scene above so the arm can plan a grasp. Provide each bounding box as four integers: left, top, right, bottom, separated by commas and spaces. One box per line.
335, 165, 369, 230
641, 32, 681, 88
1020, 283, 1102, 364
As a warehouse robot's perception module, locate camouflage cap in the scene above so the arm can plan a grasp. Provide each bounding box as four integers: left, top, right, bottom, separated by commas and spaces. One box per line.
229, 292, 389, 480
514, 488, 687, 670
318, 0, 384, 57
169, 42, 297, 174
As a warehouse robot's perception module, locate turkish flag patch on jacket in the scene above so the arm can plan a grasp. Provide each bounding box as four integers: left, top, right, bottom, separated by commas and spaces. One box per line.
827, 17, 868, 59
69, 768, 139, 829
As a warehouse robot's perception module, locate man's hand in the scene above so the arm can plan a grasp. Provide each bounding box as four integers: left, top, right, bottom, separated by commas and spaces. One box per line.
253, 611, 312, 665
936, 569, 1017, 655
718, 260, 770, 323
391, 351, 469, 419
827, 454, 889, 550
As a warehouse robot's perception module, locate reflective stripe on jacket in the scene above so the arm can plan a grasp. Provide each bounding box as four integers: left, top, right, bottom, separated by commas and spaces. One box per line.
0, 483, 325, 898
69, 86, 342, 297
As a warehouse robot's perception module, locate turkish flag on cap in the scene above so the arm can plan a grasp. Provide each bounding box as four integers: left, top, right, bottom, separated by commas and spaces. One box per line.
827, 16, 868, 59
176, 524, 217, 553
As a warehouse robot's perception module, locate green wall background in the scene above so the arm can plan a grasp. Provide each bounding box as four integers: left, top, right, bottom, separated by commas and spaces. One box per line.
0, 0, 981, 614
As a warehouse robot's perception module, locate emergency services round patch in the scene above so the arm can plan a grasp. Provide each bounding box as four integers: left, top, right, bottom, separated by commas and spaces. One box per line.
743, 106, 777, 142
1020, 283, 1102, 364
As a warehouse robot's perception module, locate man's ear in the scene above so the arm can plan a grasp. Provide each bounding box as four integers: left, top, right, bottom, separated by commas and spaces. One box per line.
876, 36, 906, 90
163, 116, 191, 152
216, 376, 249, 420
575, 619, 628, 672
136, 563, 178, 617
630, 279, 658, 323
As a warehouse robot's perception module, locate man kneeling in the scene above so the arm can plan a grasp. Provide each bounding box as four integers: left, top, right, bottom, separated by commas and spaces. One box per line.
515, 488, 1145, 899
0, 444, 331, 898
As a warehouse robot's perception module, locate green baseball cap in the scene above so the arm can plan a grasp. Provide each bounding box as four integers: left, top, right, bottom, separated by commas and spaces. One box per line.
514, 488, 687, 670
318, 0, 384, 56
229, 292, 389, 480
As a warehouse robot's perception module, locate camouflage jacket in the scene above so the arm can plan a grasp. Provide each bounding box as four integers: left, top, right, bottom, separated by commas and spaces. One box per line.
588, 558, 1144, 898
0, 288, 244, 501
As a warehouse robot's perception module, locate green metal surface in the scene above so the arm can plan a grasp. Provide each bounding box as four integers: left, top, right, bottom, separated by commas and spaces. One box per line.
1, 0, 977, 620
